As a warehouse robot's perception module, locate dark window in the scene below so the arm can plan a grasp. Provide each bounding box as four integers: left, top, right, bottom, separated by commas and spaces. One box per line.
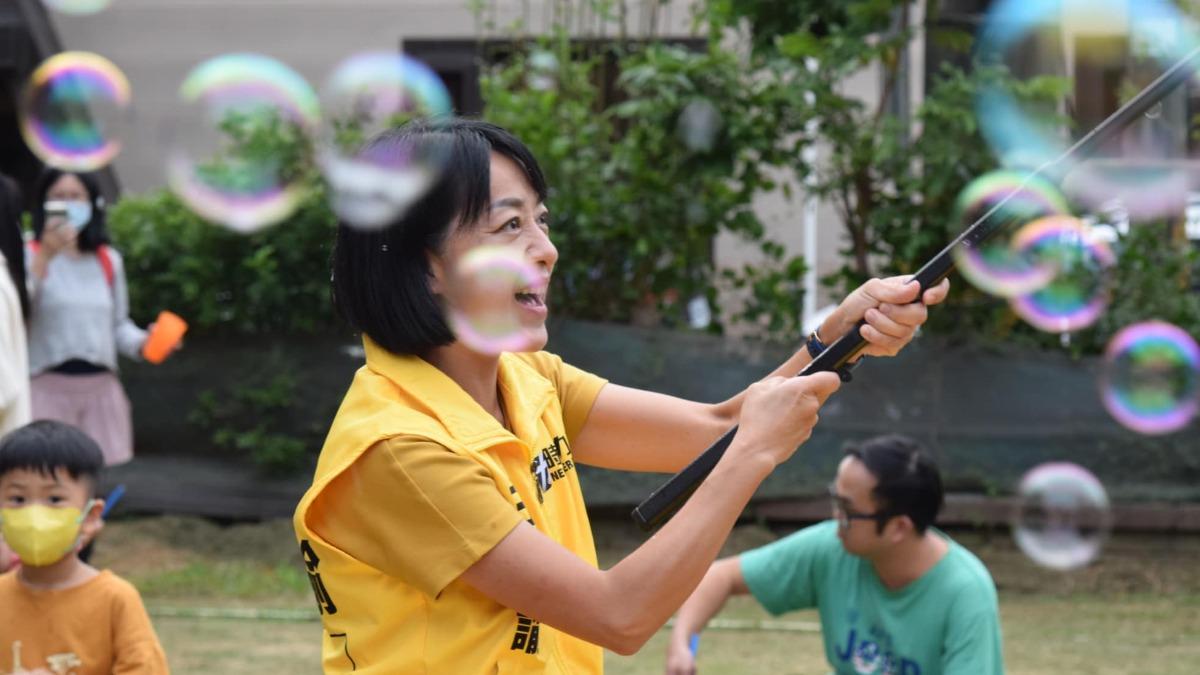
924, 0, 994, 86
403, 38, 704, 118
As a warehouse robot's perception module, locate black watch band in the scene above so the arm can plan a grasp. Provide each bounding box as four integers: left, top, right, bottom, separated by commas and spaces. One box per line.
805, 329, 862, 382
805, 330, 827, 359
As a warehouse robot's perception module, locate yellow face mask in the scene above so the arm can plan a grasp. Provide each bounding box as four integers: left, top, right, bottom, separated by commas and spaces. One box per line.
0, 502, 92, 567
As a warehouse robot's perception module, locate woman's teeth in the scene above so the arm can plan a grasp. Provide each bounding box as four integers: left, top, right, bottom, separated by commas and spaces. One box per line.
515, 290, 544, 307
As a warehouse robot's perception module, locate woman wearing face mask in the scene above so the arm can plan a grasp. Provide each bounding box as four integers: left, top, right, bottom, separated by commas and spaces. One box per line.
25, 169, 149, 467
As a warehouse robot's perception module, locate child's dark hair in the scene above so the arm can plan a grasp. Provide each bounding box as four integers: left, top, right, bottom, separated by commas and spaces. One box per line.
0, 421, 105, 496
845, 434, 943, 535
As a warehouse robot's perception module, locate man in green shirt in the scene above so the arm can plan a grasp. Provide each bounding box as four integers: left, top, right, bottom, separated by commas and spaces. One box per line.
666, 435, 1003, 675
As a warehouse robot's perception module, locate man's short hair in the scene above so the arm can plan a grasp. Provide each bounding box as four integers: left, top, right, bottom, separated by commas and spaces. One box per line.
845, 434, 943, 534
331, 118, 549, 356
0, 420, 105, 497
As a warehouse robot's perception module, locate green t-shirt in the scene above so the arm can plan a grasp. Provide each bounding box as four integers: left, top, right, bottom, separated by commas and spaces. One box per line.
740, 521, 1003, 675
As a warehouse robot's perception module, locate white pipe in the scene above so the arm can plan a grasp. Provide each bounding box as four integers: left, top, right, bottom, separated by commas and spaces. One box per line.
802, 57, 820, 331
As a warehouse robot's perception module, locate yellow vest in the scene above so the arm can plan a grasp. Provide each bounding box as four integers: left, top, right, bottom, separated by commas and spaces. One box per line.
294, 338, 605, 674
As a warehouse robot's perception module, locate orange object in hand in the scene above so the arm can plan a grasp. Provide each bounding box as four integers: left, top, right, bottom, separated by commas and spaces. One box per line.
142, 310, 188, 364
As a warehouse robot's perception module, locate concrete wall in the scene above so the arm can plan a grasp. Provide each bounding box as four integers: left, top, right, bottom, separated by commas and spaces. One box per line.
47, 0, 891, 333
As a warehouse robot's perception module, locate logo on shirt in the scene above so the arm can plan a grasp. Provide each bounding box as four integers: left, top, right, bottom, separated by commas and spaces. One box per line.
6, 642, 81, 675
510, 485, 535, 526
300, 539, 338, 615
510, 613, 541, 654
835, 625, 921, 675
530, 435, 574, 503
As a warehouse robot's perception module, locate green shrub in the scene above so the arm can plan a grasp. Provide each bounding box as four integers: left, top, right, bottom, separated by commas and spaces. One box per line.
109, 188, 337, 336
481, 36, 814, 338
108, 109, 338, 336
186, 351, 313, 473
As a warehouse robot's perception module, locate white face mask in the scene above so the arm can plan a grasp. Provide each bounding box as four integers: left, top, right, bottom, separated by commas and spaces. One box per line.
45, 200, 93, 231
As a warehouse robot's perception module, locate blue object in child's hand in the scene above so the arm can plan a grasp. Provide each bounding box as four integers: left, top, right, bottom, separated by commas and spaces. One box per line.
101, 484, 126, 519
688, 634, 700, 656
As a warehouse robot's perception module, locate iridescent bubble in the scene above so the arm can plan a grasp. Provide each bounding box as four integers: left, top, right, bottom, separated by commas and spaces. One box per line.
976, 0, 1199, 220
19, 52, 131, 172
318, 52, 453, 230
527, 50, 560, 91
677, 99, 722, 153
1013, 462, 1112, 571
1101, 321, 1200, 435
446, 246, 548, 355
1009, 216, 1115, 333
43, 0, 110, 15
952, 170, 1068, 297
167, 53, 320, 234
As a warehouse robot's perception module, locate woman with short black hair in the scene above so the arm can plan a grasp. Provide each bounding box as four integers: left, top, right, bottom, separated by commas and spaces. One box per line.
294, 118, 950, 673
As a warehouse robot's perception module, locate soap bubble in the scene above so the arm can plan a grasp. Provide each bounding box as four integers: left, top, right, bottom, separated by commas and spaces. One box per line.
43, 0, 111, 15
952, 170, 1068, 297
1101, 321, 1200, 435
446, 246, 548, 355
976, 0, 1200, 220
19, 52, 131, 172
318, 52, 453, 230
1013, 462, 1112, 571
678, 99, 722, 153
1009, 216, 1115, 333
167, 53, 320, 233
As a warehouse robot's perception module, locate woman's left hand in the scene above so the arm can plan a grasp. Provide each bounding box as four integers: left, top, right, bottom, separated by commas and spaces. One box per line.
145, 323, 185, 353
818, 276, 951, 358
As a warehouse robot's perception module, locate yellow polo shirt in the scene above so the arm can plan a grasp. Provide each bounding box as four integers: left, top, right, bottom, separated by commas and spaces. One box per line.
293, 338, 608, 674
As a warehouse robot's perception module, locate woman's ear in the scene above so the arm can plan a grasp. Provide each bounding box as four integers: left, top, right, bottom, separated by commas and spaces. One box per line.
426, 250, 446, 295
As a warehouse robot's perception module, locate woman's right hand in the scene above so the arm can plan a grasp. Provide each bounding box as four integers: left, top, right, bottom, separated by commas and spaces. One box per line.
39, 217, 77, 257
730, 372, 841, 468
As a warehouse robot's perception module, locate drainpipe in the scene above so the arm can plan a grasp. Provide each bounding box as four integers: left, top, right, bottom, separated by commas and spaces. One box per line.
802, 57, 820, 331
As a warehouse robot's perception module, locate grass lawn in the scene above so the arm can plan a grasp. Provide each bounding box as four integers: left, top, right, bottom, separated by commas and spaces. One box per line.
87, 516, 1200, 674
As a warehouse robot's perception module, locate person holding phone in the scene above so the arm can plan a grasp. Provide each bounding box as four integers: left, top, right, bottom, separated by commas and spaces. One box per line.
24, 169, 148, 467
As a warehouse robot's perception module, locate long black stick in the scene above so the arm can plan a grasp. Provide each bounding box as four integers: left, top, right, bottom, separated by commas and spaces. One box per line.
631, 43, 1200, 531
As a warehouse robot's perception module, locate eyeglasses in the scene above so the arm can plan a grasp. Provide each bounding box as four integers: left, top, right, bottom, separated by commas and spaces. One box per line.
828, 484, 891, 530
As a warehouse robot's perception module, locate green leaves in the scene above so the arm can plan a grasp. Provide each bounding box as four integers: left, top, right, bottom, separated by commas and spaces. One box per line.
481, 36, 812, 338
189, 365, 311, 472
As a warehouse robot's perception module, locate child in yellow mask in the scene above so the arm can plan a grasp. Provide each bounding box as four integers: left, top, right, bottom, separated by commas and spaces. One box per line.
0, 420, 169, 675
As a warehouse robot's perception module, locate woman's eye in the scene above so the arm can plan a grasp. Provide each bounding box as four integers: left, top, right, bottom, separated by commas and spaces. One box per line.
6, 496, 24, 506
502, 218, 521, 231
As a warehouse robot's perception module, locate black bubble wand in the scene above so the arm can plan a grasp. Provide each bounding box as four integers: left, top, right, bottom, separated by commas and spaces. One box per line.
632, 43, 1200, 531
